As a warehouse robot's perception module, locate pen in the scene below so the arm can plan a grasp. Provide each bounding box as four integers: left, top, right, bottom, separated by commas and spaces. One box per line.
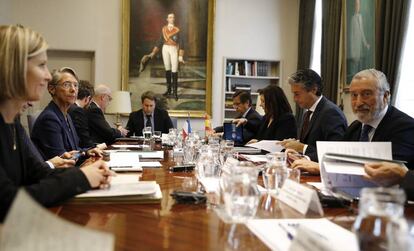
110, 166, 133, 169
278, 223, 294, 240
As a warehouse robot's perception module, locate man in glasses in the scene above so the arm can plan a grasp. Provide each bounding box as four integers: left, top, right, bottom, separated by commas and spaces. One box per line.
213, 90, 262, 144
87, 84, 128, 145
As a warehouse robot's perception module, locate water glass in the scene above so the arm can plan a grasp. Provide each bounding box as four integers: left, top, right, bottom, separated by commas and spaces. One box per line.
142, 126, 152, 150
220, 140, 234, 165
153, 130, 161, 140
263, 152, 287, 194
196, 145, 221, 179
167, 128, 178, 146
353, 187, 407, 251
222, 162, 260, 223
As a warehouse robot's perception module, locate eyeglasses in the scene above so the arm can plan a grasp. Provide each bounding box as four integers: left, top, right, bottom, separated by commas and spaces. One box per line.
105, 94, 113, 101
56, 81, 79, 89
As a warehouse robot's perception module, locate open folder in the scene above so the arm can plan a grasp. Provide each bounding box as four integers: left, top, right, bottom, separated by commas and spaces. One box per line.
317, 141, 393, 198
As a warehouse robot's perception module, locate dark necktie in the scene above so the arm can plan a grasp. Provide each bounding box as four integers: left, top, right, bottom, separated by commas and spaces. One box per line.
359, 124, 373, 142
300, 110, 312, 141
146, 115, 152, 128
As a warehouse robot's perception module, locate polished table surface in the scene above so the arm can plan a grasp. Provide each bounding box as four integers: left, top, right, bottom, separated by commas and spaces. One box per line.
51, 147, 414, 251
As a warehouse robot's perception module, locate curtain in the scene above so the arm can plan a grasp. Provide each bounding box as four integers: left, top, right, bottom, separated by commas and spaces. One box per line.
295, 0, 316, 119
376, 0, 411, 96
321, 0, 342, 103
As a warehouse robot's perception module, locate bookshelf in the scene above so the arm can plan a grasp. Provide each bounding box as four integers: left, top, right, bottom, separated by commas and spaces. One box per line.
223, 57, 281, 121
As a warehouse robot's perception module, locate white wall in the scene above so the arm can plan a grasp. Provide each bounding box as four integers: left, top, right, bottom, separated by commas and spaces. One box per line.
5, 0, 121, 91
212, 0, 299, 129
2, 0, 299, 132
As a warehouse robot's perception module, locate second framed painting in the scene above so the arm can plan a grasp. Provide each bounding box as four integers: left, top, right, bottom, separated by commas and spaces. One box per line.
122, 0, 214, 117
345, 0, 375, 84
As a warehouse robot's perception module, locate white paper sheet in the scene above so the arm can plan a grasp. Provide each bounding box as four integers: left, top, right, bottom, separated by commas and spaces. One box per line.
246, 140, 284, 153
109, 152, 140, 167
111, 144, 143, 149
241, 154, 268, 163
76, 175, 158, 198
140, 161, 162, 167
316, 141, 392, 164
0, 190, 114, 251
246, 218, 358, 251
323, 162, 366, 175
138, 151, 164, 159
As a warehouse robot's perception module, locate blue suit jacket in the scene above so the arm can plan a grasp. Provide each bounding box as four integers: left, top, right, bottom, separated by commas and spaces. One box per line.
31, 101, 81, 160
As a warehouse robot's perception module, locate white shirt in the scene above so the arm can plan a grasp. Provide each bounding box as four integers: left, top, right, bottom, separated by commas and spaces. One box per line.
303, 96, 323, 153
242, 107, 251, 118
307, 95, 323, 120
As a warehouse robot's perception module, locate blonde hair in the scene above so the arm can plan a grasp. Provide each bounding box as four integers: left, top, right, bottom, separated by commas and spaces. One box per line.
0, 25, 48, 103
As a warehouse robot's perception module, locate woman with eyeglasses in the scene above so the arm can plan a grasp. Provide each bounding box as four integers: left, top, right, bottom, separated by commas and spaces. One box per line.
0, 25, 114, 221
31, 67, 102, 160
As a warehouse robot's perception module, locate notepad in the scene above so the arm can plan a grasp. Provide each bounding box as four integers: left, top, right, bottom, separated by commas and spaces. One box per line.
73, 175, 162, 203
246, 140, 284, 153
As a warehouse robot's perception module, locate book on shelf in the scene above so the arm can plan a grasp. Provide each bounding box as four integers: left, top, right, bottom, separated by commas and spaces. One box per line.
233, 83, 251, 92
235, 62, 240, 76
226, 62, 234, 75
226, 78, 232, 92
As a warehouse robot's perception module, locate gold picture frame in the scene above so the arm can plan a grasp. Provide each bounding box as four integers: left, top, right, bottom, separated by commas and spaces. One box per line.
121, 0, 214, 118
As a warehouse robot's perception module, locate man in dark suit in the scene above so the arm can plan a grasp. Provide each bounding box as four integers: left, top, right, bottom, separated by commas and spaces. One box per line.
127, 91, 173, 136
86, 84, 128, 145
281, 69, 347, 161
291, 69, 414, 174
214, 90, 262, 144
343, 69, 414, 169
68, 80, 95, 148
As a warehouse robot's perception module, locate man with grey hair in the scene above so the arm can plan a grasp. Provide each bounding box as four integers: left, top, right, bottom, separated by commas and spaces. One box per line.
280, 69, 347, 161
289, 69, 414, 175
344, 69, 414, 168
86, 84, 128, 145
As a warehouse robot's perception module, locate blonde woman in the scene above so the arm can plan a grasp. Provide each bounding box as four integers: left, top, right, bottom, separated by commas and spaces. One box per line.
0, 25, 113, 221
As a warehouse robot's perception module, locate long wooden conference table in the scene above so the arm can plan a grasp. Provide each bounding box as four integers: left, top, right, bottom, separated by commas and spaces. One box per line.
51, 145, 414, 251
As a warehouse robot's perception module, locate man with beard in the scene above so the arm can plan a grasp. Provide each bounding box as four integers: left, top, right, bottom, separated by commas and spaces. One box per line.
343, 69, 414, 168
290, 69, 414, 173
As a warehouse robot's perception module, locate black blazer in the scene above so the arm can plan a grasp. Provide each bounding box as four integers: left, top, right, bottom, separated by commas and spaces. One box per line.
68, 103, 94, 148
31, 101, 81, 160
343, 105, 414, 169
126, 108, 173, 137
86, 102, 122, 145
255, 113, 297, 141
300, 96, 347, 161
401, 171, 414, 201
0, 116, 90, 222
214, 108, 263, 144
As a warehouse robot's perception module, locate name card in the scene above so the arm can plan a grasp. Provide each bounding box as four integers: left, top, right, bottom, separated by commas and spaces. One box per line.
277, 179, 323, 216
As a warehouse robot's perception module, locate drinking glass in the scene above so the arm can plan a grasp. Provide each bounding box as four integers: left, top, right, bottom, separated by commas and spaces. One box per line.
142, 126, 152, 151
153, 131, 162, 149
263, 152, 287, 194
353, 187, 407, 251
220, 140, 234, 165
222, 162, 260, 223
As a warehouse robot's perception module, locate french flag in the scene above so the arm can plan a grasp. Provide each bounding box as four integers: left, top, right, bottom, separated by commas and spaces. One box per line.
182, 116, 192, 138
